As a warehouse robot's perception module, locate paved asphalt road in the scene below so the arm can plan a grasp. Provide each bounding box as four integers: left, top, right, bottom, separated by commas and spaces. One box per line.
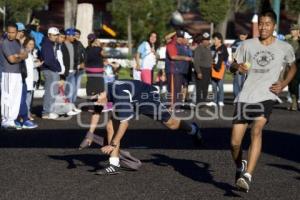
0, 98, 299, 200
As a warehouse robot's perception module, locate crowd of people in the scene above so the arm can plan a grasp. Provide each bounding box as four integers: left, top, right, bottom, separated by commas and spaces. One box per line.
0, 8, 299, 193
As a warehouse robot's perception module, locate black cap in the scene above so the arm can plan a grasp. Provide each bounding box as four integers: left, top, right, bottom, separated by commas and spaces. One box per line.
176, 29, 185, 38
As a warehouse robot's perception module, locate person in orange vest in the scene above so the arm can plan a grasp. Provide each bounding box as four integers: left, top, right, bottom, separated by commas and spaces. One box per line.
206, 32, 228, 107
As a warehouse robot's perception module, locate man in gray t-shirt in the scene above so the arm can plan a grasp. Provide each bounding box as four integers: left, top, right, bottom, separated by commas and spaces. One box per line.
1, 23, 28, 128
229, 10, 297, 193
234, 37, 295, 103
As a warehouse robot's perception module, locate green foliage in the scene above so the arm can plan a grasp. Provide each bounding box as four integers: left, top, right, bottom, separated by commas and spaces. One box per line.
0, 0, 48, 23
107, 0, 176, 46
286, 0, 300, 14
199, 0, 231, 24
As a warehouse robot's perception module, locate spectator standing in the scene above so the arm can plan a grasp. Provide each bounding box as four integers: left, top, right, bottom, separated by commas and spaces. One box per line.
15, 22, 38, 128
29, 18, 44, 51
73, 29, 86, 103
0, 32, 5, 127
85, 33, 105, 99
286, 24, 300, 111
1, 23, 28, 128
24, 37, 42, 120
41, 27, 61, 119
135, 31, 159, 84
207, 32, 229, 107
193, 32, 213, 105
64, 28, 76, 103
165, 30, 192, 111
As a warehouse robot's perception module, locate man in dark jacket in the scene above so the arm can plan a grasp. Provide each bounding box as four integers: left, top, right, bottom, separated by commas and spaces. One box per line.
41, 27, 61, 119
73, 29, 85, 104
64, 28, 85, 105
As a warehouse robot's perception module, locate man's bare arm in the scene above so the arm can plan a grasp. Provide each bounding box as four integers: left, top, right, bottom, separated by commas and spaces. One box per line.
270, 63, 297, 94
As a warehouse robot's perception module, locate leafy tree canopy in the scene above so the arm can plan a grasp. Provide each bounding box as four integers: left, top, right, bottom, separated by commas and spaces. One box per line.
0, 0, 48, 23
199, 0, 231, 24
107, 0, 176, 46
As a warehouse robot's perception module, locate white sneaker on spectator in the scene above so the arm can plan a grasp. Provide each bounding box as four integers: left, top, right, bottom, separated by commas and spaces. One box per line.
206, 102, 217, 107
42, 113, 59, 119
67, 110, 79, 116
73, 108, 82, 113
218, 102, 225, 107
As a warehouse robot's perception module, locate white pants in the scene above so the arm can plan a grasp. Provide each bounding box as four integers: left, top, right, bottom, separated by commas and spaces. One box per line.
1, 72, 22, 126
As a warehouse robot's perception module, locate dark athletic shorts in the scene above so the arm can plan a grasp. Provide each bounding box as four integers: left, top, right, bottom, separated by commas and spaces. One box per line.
232, 100, 276, 124
137, 92, 172, 123
86, 75, 104, 114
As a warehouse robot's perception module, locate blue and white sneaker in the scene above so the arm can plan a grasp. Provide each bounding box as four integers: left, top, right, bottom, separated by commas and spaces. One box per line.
15, 121, 23, 130
22, 120, 38, 129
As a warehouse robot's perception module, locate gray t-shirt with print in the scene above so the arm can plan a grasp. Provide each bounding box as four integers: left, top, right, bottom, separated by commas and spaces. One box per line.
1, 38, 22, 73
234, 38, 295, 103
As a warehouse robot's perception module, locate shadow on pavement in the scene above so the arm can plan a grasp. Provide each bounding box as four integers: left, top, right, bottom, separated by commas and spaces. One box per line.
48, 154, 107, 171
267, 163, 300, 180
142, 153, 242, 197
0, 128, 299, 163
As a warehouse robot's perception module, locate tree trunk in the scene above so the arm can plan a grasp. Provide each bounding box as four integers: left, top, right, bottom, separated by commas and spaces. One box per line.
127, 15, 132, 57
26, 8, 32, 24
210, 22, 214, 39
72, 0, 78, 27
64, 0, 77, 28
216, 8, 234, 39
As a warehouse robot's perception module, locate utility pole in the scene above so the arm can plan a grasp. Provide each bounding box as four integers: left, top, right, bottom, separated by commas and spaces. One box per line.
272, 0, 281, 32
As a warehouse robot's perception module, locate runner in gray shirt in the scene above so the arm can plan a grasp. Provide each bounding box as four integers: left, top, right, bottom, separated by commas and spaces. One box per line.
229, 10, 297, 193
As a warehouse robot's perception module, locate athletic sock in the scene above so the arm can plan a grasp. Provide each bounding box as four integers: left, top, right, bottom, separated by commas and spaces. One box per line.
109, 157, 120, 167
244, 172, 252, 181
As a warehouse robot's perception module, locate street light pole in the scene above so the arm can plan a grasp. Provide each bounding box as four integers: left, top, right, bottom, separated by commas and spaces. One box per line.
272, 0, 281, 33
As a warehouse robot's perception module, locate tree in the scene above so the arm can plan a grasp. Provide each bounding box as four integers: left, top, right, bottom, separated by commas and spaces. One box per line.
107, 0, 176, 51
200, 0, 230, 26
200, 0, 247, 38
286, 0, 300, 24
0, 0, 48, 25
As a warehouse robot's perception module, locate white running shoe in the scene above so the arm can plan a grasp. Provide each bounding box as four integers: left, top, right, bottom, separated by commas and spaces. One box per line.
67, 110, 79, 116
73, 108, 82, 113
42, 113, 59, 119
206, 102, 217, 107
218, 102, 225, 107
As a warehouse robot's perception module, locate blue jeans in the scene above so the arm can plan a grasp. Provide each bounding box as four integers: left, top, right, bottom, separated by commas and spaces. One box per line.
211, 78, 224, 103
26, 90, 33, 116
66, 70, 84, 103
18, 83, 28, 122
65, 71, 76, 103
74, 70, 84, 103
42, 70, 59, 114
233, 73, 246, 98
